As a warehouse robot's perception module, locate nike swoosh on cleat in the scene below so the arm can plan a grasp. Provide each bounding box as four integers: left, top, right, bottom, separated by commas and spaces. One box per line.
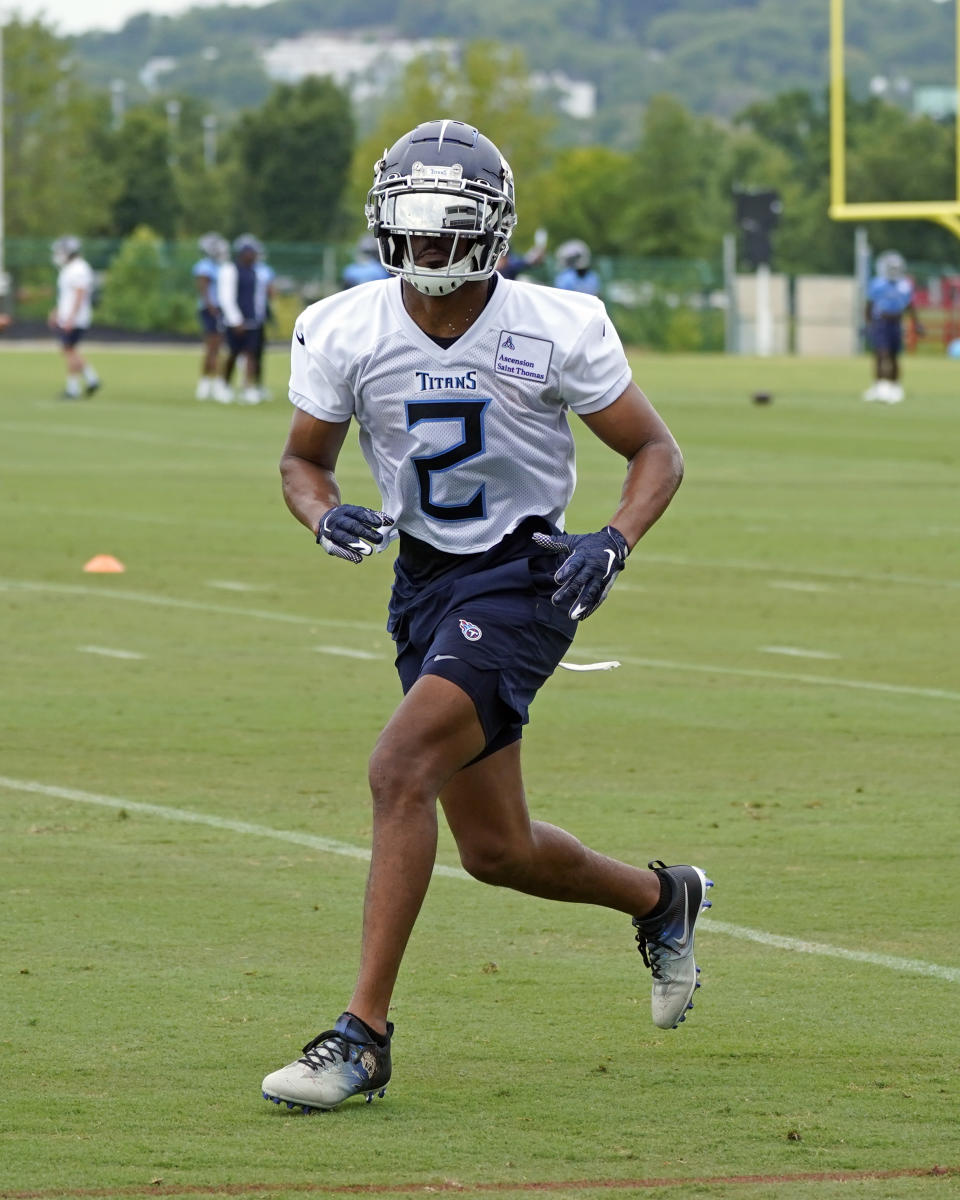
674, 883, 691, 949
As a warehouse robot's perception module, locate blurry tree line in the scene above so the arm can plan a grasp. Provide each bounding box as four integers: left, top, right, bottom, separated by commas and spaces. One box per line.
70, 0, 957, 134
4, 16, 959, 340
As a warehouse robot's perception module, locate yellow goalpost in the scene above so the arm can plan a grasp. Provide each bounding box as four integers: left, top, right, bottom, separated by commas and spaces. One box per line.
829, 0, 960, 240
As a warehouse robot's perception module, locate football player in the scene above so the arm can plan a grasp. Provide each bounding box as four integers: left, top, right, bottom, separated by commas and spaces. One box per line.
863, 250, 924, 404
263, 119, 713, 1113
218, 234, 271, 404
192, 232, 229, 401
48, 236, 100, 400
341, 234, 391, 288
554, 238, 600, 296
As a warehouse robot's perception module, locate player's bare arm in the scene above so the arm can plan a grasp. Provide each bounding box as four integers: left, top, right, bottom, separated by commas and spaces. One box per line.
280, 409, 393, 562
579, 380, 684, 550
279, 408, 351, 534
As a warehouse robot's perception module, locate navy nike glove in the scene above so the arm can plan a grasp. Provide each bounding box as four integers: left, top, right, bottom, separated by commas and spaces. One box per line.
531, 525, 629, 620
316, 505, 393, 564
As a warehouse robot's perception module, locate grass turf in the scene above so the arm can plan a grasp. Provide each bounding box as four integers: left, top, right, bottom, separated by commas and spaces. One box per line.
0, 344, 958, 1200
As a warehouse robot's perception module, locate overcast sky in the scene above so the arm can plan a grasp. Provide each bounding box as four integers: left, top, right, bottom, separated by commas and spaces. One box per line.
8, 0, 267, 36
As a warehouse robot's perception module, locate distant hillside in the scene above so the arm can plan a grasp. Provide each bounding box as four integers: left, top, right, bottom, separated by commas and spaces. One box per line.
71, 0, 958, 140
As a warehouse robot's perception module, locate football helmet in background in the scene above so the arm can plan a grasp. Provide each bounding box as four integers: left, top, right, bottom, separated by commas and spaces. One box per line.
51, 235, 82, 268
365, 118, 517, 297
198, 232, 230, 262
357, 234, 380, 260
233, 233, 263, 257
556, 239, 592, 271
876, 250, 906, 280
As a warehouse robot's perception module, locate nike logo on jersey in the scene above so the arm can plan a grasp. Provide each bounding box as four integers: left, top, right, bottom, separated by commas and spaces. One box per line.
295, 327, 305, 345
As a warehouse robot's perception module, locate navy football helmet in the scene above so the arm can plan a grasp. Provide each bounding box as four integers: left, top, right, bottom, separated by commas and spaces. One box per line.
365, 119, 517, 297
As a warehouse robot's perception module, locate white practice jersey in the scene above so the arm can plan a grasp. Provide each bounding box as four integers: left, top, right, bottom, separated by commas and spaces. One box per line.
56, 258, 95, 328
289, 275, 632, 554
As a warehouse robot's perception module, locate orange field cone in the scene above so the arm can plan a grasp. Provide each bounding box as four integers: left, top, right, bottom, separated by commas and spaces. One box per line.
83, 554, 126, 574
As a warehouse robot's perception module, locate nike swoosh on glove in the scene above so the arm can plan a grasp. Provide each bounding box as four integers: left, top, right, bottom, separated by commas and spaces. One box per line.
531, 525, 629, 620
316, 505, 394, 564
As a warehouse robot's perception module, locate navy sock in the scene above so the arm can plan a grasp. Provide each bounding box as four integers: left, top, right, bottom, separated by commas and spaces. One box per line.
346, 1012, 389, 1046
640, 870, 675, 922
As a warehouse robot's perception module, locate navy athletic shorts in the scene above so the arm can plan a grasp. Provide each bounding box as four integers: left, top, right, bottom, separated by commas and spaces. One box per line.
199, 309, 221, 335
59, 327, 86, 349
871, 316, 902, 356
226, 326, 258, 355
388, 516, 578, 762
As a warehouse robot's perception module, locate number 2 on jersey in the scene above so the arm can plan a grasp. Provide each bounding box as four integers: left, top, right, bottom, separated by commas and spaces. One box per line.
405, 399, 490, 522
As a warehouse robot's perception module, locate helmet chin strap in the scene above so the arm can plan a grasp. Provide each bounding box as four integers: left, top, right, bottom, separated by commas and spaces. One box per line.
406, 268, 470, 297
401, 242, 487, 297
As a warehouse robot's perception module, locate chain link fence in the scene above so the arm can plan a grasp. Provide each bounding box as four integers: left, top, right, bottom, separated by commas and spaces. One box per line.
3, 235, 727, 351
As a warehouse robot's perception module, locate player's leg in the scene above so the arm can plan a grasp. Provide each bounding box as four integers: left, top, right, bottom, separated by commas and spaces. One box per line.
347, 673, 487, 1030
197, 321, 221, 398
216, 329, 241, 402
261, 673, 486, 1112
72, 339, 99, 395
439, 741, 659, 913
62, 342, 83, 395
440, 738, 712, 1031
60, 333, 97, 396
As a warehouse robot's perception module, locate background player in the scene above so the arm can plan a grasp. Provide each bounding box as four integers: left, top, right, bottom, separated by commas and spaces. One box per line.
218, 233, 271, 404
341, 235, 390, 288
553, 238, 600, 296
48, 236, 100, 400
192, 232, 229, 401
263, 119, 713, 1114
864, 250, 924, 404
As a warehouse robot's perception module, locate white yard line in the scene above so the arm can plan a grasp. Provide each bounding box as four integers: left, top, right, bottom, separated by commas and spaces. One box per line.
641, 551, 960, 592
2, 578, 955, 701
0, 579, 384, 634
759, 645, 840, 661
315, 645, 381, 660
1, 773, 957, 984
616, 654, 959, 702
77, 645, 146, 660
768, 580, 834, 593
205, 581, 269, 593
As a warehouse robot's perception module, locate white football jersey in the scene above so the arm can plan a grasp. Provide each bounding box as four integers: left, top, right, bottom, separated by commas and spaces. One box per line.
56, 258, 95, 328
289, 275, 632, 554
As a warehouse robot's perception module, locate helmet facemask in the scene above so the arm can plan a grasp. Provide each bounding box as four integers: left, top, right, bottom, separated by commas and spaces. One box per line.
367, 160, 516, 297
51, 236, 81, 268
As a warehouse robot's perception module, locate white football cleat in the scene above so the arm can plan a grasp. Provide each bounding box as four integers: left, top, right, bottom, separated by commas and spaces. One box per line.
262, 1013, 392, 1113
633, 862, 714, 1030
211, 380, 234, 404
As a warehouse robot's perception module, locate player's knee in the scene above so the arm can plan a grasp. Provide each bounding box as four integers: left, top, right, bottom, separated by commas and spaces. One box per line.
367, 742, 432, 812
457, 836, 528, 887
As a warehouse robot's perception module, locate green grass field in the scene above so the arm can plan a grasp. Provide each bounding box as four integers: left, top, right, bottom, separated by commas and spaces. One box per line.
1, 344, 958, 1200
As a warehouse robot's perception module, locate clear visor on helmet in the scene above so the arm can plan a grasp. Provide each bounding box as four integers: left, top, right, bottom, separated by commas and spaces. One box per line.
380, 190, 494, 237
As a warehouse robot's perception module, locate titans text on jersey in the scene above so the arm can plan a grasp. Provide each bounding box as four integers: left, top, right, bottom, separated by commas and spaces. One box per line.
289, 275, 632, 556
